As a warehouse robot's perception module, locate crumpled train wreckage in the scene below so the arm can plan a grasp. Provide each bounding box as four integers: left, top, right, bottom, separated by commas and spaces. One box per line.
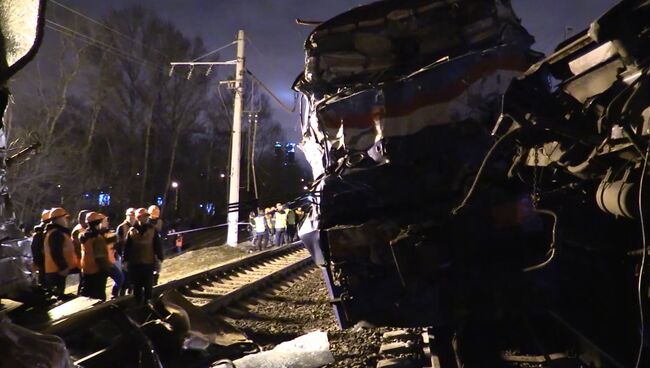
3, 0, 650, 367
296, 0, 650, 366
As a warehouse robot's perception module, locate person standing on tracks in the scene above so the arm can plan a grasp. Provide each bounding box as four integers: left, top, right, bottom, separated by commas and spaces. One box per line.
148, 205, 163, 285
124, 208, 164, 305
71, 210, 90, 295
265, 208, 275, 245
100, 215, 122, 299
116, 208, 136, 296
286, 207, 297, 243
295, 207, 305, 226
273, 203, 288, 246
254, 209, 268, 251
248, 211, 257, 244
79, 212, 114, 301
43, 208, 79, 298
30, 209, 51, 287
148, 205, 163, 232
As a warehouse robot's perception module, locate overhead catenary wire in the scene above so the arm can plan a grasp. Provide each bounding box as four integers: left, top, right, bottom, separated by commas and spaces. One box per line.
49, 0, 169, 58
45, 20, 163, 72
46, 24, 162, 74
246, 70, 297, 114
192, 41, 236, 62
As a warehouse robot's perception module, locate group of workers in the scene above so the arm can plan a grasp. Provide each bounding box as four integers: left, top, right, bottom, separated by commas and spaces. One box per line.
250, 203, 304, 251
30, 205, 164, 305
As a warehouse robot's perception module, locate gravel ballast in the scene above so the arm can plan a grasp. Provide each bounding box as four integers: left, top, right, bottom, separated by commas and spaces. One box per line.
224, 268, 390, 368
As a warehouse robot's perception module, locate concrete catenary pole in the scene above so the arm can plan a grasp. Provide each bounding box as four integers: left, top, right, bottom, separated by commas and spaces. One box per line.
226, 30, 245, 246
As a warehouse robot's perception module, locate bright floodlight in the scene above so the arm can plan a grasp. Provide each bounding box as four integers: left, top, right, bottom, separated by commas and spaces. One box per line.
171, 181, 179, 188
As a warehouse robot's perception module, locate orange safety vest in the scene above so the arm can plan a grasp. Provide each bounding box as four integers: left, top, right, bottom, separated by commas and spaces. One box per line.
71, 224, 85, 259
104, 231, 117, 264
44, 228, 79, 273
81, 235, 112, 274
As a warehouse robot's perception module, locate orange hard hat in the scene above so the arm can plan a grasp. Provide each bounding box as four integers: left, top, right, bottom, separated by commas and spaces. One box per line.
85, 211, 106, 224
48, 207, 69, 220
41, 209, 51, 221
147, 205, 160, 218
135, 208, 149, 218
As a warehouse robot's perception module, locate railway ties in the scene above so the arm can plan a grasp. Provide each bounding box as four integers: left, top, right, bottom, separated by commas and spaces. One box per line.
172, 243, 313, 311
5, 242, 315, 368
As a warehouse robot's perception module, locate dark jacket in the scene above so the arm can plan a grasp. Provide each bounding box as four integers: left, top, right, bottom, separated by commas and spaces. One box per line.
115, 220, 132, 257
44, 223, 74, 272
124, 222, 163, 265
31, 224, 45, 270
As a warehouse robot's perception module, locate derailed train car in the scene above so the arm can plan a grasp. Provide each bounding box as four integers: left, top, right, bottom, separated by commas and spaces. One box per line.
296, 0, 650, 366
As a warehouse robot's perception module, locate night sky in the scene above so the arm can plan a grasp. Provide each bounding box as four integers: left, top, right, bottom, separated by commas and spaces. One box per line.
52, 0, 619, 136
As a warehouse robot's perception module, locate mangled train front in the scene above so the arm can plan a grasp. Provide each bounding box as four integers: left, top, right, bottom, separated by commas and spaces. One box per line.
297, 0, 650, 366
295, 0, 546, 328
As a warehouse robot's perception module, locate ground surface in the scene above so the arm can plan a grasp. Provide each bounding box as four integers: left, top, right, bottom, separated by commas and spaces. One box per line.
159, 244, 249, 284
62, 243, 385, 366
225, 268, 389, 368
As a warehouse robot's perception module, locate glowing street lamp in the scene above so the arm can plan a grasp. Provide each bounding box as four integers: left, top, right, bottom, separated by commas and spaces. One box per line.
171, 181, 180, 213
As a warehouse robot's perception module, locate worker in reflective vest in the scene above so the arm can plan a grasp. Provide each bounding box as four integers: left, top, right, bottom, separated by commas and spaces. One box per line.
254, 209, 268, 251
71, 209, 89, 295
273, 203, 288, 246
124, 208, 164, 305
43, 208, 78, 298
79, 212, 113, 301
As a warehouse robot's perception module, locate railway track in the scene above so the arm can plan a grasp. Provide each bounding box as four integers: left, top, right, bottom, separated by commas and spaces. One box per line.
5, 242, 314, 368
160, 243, 313, 311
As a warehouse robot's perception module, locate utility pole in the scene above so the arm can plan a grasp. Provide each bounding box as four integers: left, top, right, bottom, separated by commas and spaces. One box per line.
226, 30, 246, 246
169, 30, 245, 247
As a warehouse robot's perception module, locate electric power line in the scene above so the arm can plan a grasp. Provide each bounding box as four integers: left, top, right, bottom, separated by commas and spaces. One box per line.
49, 0, 169, 58
45, 21, 162, 72
192, 41, 236, 62
246, 69, 297, 114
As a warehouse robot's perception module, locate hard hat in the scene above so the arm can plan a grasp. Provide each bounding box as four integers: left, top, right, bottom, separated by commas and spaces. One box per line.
41, 209, 51, 221
126, 207, 136, 216
135, 208, 150, 218
147, 205, 160, 219
85, 211, 106, 224
77, 210, 90, 225
49, 207, 69, 220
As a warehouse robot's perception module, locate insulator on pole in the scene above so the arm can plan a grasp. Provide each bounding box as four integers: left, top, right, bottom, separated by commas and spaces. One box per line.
187, 65, 194, 80
206, 65, 213, 76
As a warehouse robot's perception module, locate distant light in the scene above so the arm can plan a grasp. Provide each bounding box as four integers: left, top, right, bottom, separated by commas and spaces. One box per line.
303, 186, 308, 190
56, 184, 61, 189
205, 202, 215, 215
136, 172, 141, 176
199, 204, 204, 208
171, 181, 179, 189
300, 178, 305, 182
220, 173, 226, 178
98, 193, 111, 207
156, 196, 163, 207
